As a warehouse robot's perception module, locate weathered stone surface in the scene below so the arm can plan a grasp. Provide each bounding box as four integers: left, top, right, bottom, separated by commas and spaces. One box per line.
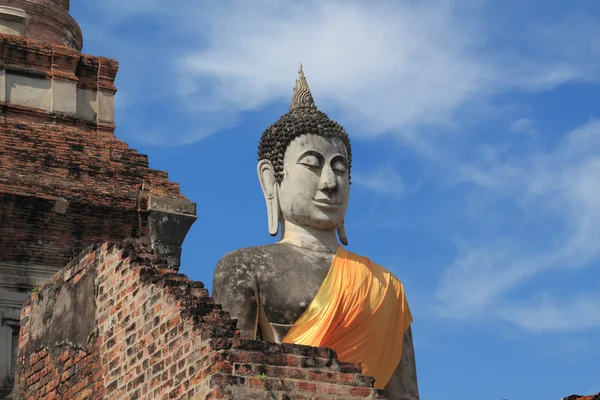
6, 73, 52, 111
96, 90, 114, 123
75, 87, 96, 120
28, 266, 96, 351
214, 243, 333, 341
51, 79, 77, 115
147, 210, 196, 268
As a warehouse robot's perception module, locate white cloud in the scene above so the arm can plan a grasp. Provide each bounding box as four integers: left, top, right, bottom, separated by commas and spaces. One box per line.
79, 0, 600, 146
175, 1, 600, 144
435, 120, 600, 331
178, 1, 487, 138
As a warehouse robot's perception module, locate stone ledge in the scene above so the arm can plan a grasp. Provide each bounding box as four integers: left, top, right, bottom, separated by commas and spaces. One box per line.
0, 6, 27, 37
0, 34, 118, 91
149, 195, 197, 216
0, 70, 115, 122
145, 196, 198, 269
0, 6, 27, 22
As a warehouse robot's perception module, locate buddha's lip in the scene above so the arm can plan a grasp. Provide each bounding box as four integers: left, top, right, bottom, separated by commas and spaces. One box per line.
313, 199, 342, 206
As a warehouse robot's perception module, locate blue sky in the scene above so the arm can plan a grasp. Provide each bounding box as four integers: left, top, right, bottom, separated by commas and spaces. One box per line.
72, 1, 600, 398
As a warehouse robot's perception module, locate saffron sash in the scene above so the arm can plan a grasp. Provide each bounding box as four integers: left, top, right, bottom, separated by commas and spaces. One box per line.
282, 246, 412, 389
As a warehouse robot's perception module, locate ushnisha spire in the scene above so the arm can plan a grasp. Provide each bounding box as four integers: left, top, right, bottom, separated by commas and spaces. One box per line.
259, 64, 352, 184
290, 64, 317, 111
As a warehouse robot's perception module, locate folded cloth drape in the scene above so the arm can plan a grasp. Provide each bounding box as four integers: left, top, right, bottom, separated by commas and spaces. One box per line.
283, 246, 412, 389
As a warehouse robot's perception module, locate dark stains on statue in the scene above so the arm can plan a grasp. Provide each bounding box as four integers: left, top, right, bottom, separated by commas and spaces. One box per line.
213, 243, 334, 342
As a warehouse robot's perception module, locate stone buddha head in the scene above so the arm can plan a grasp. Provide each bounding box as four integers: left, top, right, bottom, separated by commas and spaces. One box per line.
257, 66, 351, 246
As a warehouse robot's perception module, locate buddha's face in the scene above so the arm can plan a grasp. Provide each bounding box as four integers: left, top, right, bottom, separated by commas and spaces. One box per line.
278, 134, 350, 230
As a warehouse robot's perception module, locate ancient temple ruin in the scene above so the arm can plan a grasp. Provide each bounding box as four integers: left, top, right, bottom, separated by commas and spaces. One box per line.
0, 0, 196, 396
0, 1, 387, 399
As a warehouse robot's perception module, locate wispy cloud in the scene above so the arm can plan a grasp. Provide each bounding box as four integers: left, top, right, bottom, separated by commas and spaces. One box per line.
435, 120, 600, 332
178, 1, 488, 138
353, 166, 406, 197
510, 118, 538, 136
500, 293, 600, 333
78, 0, 600, 146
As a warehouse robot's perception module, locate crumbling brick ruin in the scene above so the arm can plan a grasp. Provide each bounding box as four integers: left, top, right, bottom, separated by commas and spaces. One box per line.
0, 0, 195, 395
14, 241, 386, 399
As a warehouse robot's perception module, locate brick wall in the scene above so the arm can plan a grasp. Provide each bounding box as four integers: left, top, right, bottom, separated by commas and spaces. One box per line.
0, 194, 139, 268
0, 35, 184, 205
0, 104, 183, 205
27, 0, 71, 12
0, 34, 194, 270
14, 241, 387, 399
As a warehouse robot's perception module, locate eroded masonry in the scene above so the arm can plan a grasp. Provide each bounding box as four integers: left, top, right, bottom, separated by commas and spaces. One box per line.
0, 0, 196, 396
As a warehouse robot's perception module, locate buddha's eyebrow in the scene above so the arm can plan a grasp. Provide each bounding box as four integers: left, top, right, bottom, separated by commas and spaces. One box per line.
296, 150, 324, 163
331, 154, 347, 164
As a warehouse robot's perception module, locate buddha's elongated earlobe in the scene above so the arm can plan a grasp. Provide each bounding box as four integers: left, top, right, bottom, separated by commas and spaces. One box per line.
268, 186, 280, 236
257, 159, 280, 236
337, 220, 348, 246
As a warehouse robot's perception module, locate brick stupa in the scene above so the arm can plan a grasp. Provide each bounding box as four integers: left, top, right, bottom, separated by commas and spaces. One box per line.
0, 0, 196, 396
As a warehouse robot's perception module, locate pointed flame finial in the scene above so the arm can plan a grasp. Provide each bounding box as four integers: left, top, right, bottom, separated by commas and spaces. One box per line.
290, 63, 316, 111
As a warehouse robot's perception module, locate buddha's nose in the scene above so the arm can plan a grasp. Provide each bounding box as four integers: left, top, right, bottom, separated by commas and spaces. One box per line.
319, 166, 338, 193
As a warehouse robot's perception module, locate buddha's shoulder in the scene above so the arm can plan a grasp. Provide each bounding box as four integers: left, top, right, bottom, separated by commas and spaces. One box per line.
216, 243, 331, 275
215, 243, 299, 270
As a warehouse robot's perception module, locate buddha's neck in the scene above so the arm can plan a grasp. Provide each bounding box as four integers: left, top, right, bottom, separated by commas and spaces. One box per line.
279, 221, 339, 254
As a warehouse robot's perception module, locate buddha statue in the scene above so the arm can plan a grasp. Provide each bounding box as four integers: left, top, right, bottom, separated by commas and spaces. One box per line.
212, 66, 419, 399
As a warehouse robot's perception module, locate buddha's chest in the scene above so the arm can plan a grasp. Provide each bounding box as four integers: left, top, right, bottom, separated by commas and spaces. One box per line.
255, 256, 332, 325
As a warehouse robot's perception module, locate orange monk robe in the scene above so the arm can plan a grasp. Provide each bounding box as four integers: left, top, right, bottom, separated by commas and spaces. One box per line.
283, 247, 413, 390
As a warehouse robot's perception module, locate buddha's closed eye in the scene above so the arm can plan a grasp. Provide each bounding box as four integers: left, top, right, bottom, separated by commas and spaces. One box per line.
332, 160, 347, 174
298, 153, 322, 169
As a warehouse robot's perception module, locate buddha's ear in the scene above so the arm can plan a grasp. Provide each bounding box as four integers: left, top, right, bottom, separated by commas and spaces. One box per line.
337, 220, 348, 246
257, 159, 280, 236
